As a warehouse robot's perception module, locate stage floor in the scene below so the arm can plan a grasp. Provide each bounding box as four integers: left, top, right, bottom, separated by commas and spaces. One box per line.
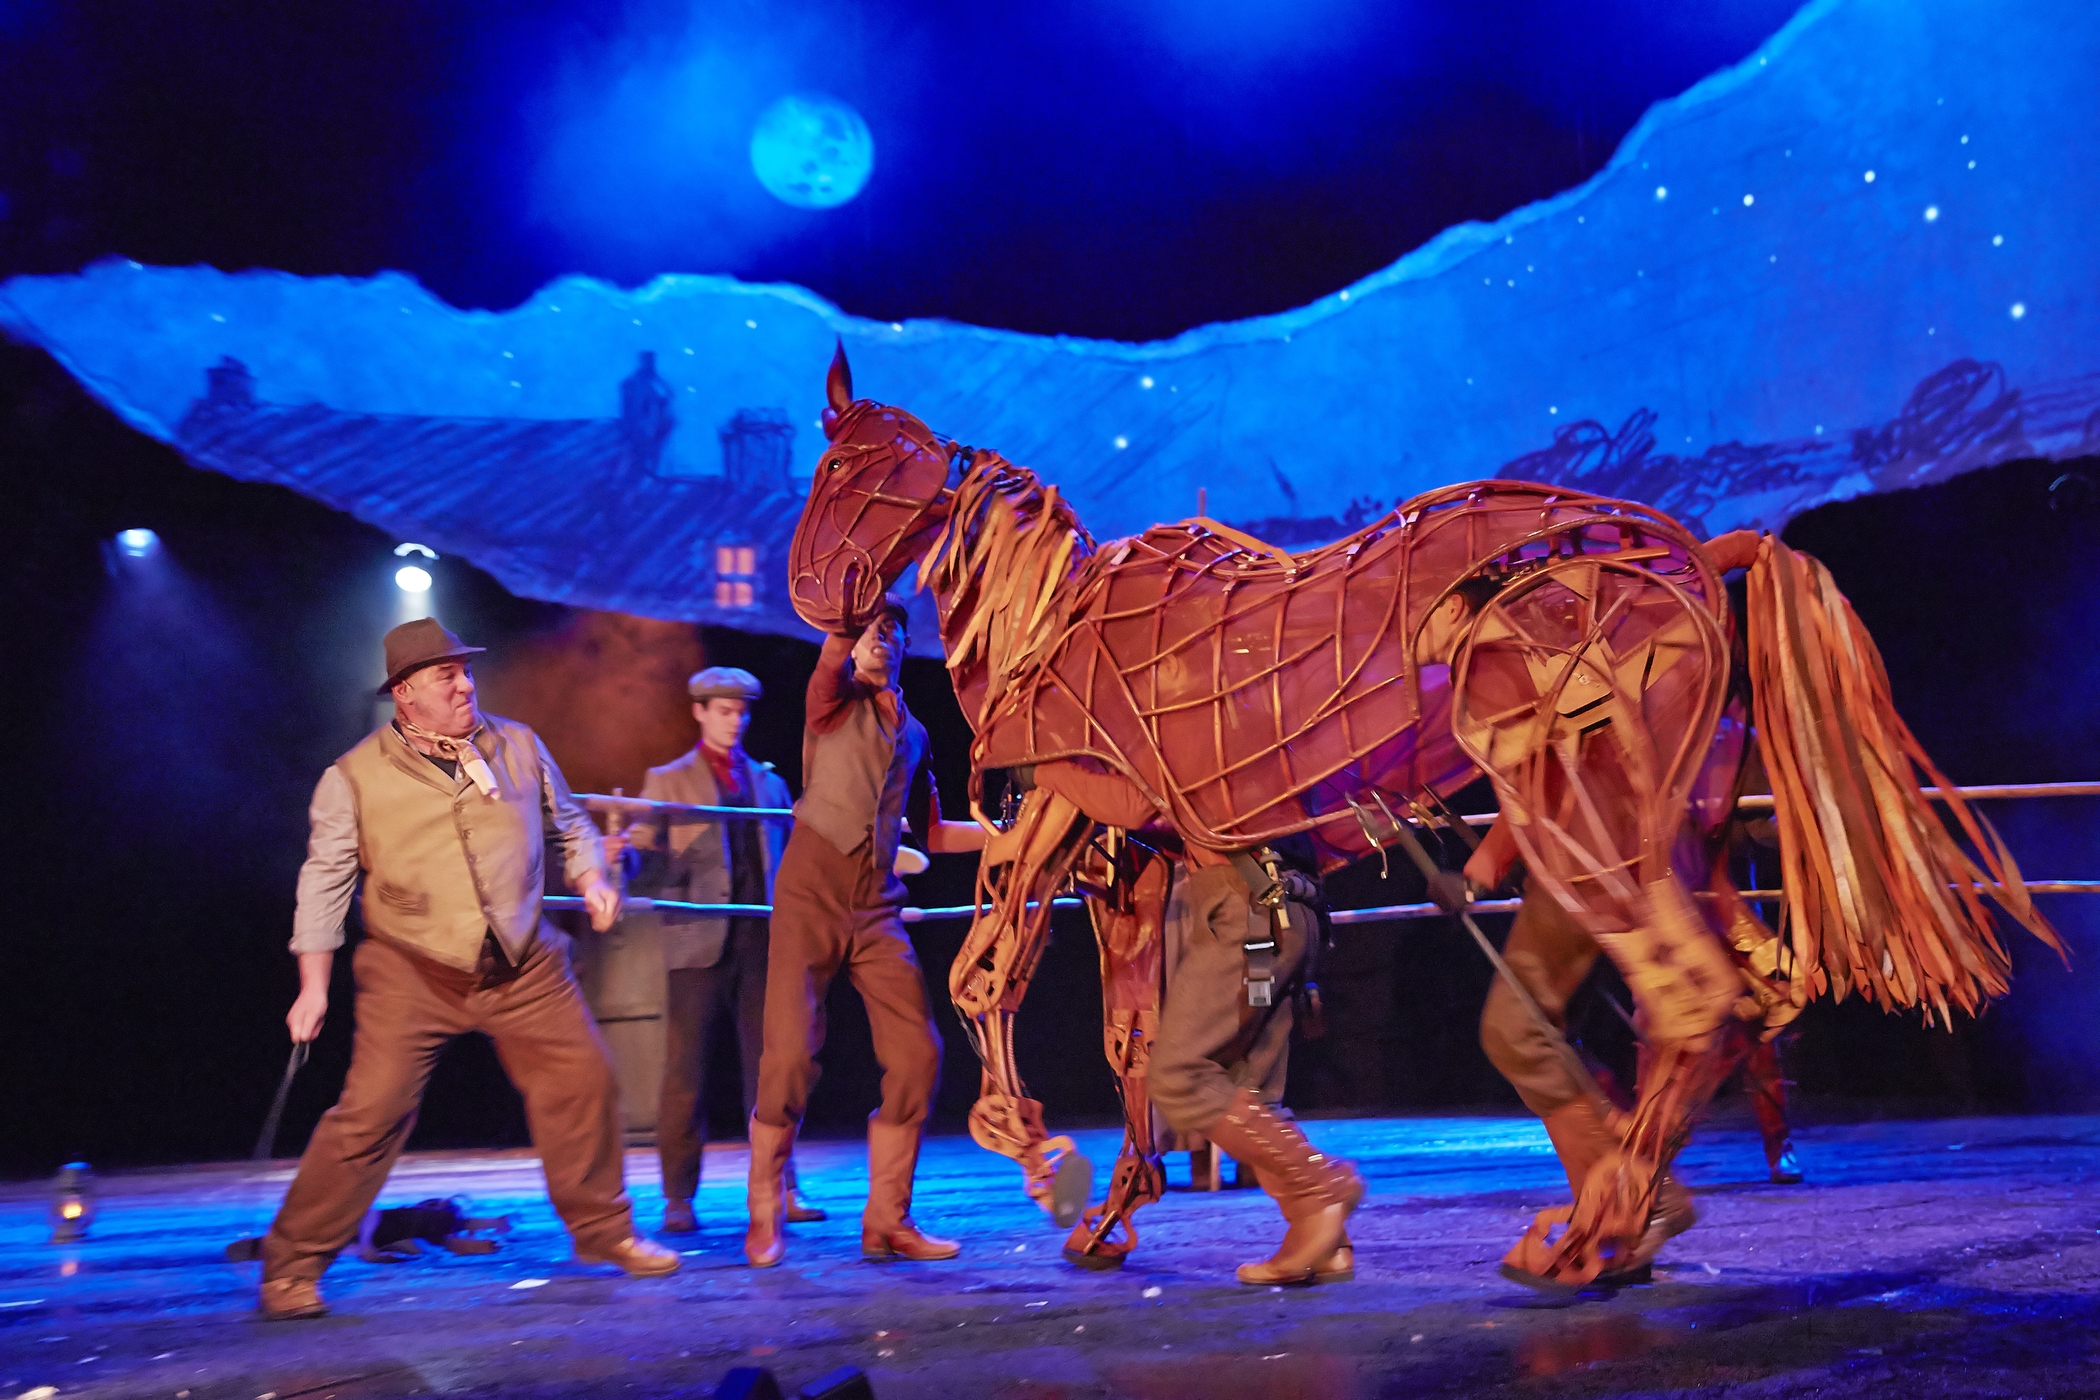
4, 1114, 2098, 1399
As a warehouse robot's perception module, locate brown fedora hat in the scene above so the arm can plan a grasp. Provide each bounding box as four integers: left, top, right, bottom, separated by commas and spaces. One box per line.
378, 617, 485, 695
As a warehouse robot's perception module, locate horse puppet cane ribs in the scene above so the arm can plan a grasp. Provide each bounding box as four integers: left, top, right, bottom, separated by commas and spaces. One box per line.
784, 345, 2064, 1287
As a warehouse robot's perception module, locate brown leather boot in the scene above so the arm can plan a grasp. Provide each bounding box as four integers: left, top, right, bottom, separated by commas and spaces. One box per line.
259, 1275, 327, 1321
1550, 1097, 1696, 1269
862, 1116, 959, 1261
1627, 1172, 1697, 1267
1314, 1231, 1355, 1283
1249, 1164, 1355, 1283
1201, 1089, 1362, 1286
745, 1116, 795, 1268
1527, 1096, 1672, 1285
575, 1236, 682, 1277
1541, 1097, 1620, 1198
784, 1157, 828, 1223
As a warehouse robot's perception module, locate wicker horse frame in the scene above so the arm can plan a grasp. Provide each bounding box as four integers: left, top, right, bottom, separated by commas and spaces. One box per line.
788, 348, 2058, 1284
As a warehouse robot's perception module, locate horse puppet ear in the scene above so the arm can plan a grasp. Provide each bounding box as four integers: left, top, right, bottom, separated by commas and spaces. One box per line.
821, 339, 854, 439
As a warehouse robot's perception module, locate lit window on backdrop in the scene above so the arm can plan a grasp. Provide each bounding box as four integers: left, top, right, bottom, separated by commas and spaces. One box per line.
714, 545, 759, 608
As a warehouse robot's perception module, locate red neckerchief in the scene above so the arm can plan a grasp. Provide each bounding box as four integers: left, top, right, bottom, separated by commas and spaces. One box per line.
701, 743, 745, 800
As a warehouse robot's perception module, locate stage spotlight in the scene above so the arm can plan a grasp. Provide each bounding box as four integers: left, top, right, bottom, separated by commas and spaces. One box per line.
395, 565, 434, 594
2049, 471, 2096, 512
50, 1162, 95, 1243
116, 528, 159, 557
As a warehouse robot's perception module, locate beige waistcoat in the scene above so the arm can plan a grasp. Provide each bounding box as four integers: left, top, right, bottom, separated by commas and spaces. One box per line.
335, 717, 551, 971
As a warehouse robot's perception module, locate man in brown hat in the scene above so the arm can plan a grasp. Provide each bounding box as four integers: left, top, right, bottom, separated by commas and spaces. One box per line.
604, 666, 824, 1233
744, 600, 985, 1268
260, 617, 679, 1321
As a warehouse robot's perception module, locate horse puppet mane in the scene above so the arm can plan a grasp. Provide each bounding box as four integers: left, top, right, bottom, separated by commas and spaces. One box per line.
919, 450, 1097, 728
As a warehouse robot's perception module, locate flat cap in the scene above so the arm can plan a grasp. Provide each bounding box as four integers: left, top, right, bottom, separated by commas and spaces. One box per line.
688, 666, 763, 702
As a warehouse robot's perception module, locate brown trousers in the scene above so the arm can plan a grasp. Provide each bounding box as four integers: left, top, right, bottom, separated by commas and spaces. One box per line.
1151, 864, 1308, 1133
262, 931, 633, 1282
753, 824, 941, 1131
657, 920, 769, 1200
1744, 1039, 1791, 1162
1478, 883, 1601, 1118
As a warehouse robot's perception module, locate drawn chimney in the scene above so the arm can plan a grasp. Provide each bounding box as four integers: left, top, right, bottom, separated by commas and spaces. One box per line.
718, 407, 797, 493
203, 356, 256, 412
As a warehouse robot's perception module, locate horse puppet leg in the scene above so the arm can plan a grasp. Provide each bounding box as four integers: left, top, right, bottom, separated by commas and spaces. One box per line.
1060, 834, 1172, 1270
949, 788, 1098, 1220
1453, 557, 1748, 1289
1534, 759, 1809, 1287
1497, 760, 1754, 1288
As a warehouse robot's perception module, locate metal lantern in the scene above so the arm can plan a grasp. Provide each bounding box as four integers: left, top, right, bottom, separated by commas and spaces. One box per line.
49, 1161, 95, 1243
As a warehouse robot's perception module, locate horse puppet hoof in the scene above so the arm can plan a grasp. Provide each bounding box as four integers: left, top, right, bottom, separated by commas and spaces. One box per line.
1498, 1261, 1583, 1296
1063, 1244, 1128, 1271
1498, 1261, 1651, 1295
1063, 1212, 1135, 1272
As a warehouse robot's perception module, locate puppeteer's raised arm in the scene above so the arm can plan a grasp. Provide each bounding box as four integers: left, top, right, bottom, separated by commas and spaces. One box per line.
805, 633, 863, 735
924, 778, 989, 854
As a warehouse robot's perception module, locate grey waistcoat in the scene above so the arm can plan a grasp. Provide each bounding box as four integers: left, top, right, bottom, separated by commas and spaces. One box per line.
794, 691, 928, 869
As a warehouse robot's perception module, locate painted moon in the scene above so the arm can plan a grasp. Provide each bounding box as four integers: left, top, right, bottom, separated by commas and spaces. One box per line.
749, 94, 874, 209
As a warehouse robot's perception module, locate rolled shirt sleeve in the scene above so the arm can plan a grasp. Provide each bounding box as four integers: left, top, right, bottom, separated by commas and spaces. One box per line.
290, 765, 362, 955
536, 734, 608, 890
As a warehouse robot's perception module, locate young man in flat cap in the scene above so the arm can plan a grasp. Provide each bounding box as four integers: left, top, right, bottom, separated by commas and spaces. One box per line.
606, 667, 824, 1232
260, 617, 678, 1321
745, 600, 985, 1267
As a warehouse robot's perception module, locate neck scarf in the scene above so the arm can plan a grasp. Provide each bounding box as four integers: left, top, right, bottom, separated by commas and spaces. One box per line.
397, 719, 498, 796
700, 743, 745, 800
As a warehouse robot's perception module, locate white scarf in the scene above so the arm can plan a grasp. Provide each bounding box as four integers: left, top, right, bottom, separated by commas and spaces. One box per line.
397, 719, 499, 796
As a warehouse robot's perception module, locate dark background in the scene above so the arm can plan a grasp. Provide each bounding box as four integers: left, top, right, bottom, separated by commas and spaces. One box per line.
0, 0, 1802, 339
3, 0, 2098, 1176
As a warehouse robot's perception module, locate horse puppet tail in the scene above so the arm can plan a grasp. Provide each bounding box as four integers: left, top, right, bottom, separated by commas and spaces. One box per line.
1742, 537, 2065, 1025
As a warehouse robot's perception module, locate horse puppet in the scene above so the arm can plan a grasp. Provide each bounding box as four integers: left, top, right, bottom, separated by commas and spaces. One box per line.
785, 346, 2061, 1287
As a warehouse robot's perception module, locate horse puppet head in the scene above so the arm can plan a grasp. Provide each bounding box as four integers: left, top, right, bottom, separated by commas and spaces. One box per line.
786, 343, 960, 635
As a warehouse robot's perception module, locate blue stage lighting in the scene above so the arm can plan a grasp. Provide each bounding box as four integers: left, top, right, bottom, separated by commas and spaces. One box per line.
750, 95, 873, 209
116, 527, 159, 557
